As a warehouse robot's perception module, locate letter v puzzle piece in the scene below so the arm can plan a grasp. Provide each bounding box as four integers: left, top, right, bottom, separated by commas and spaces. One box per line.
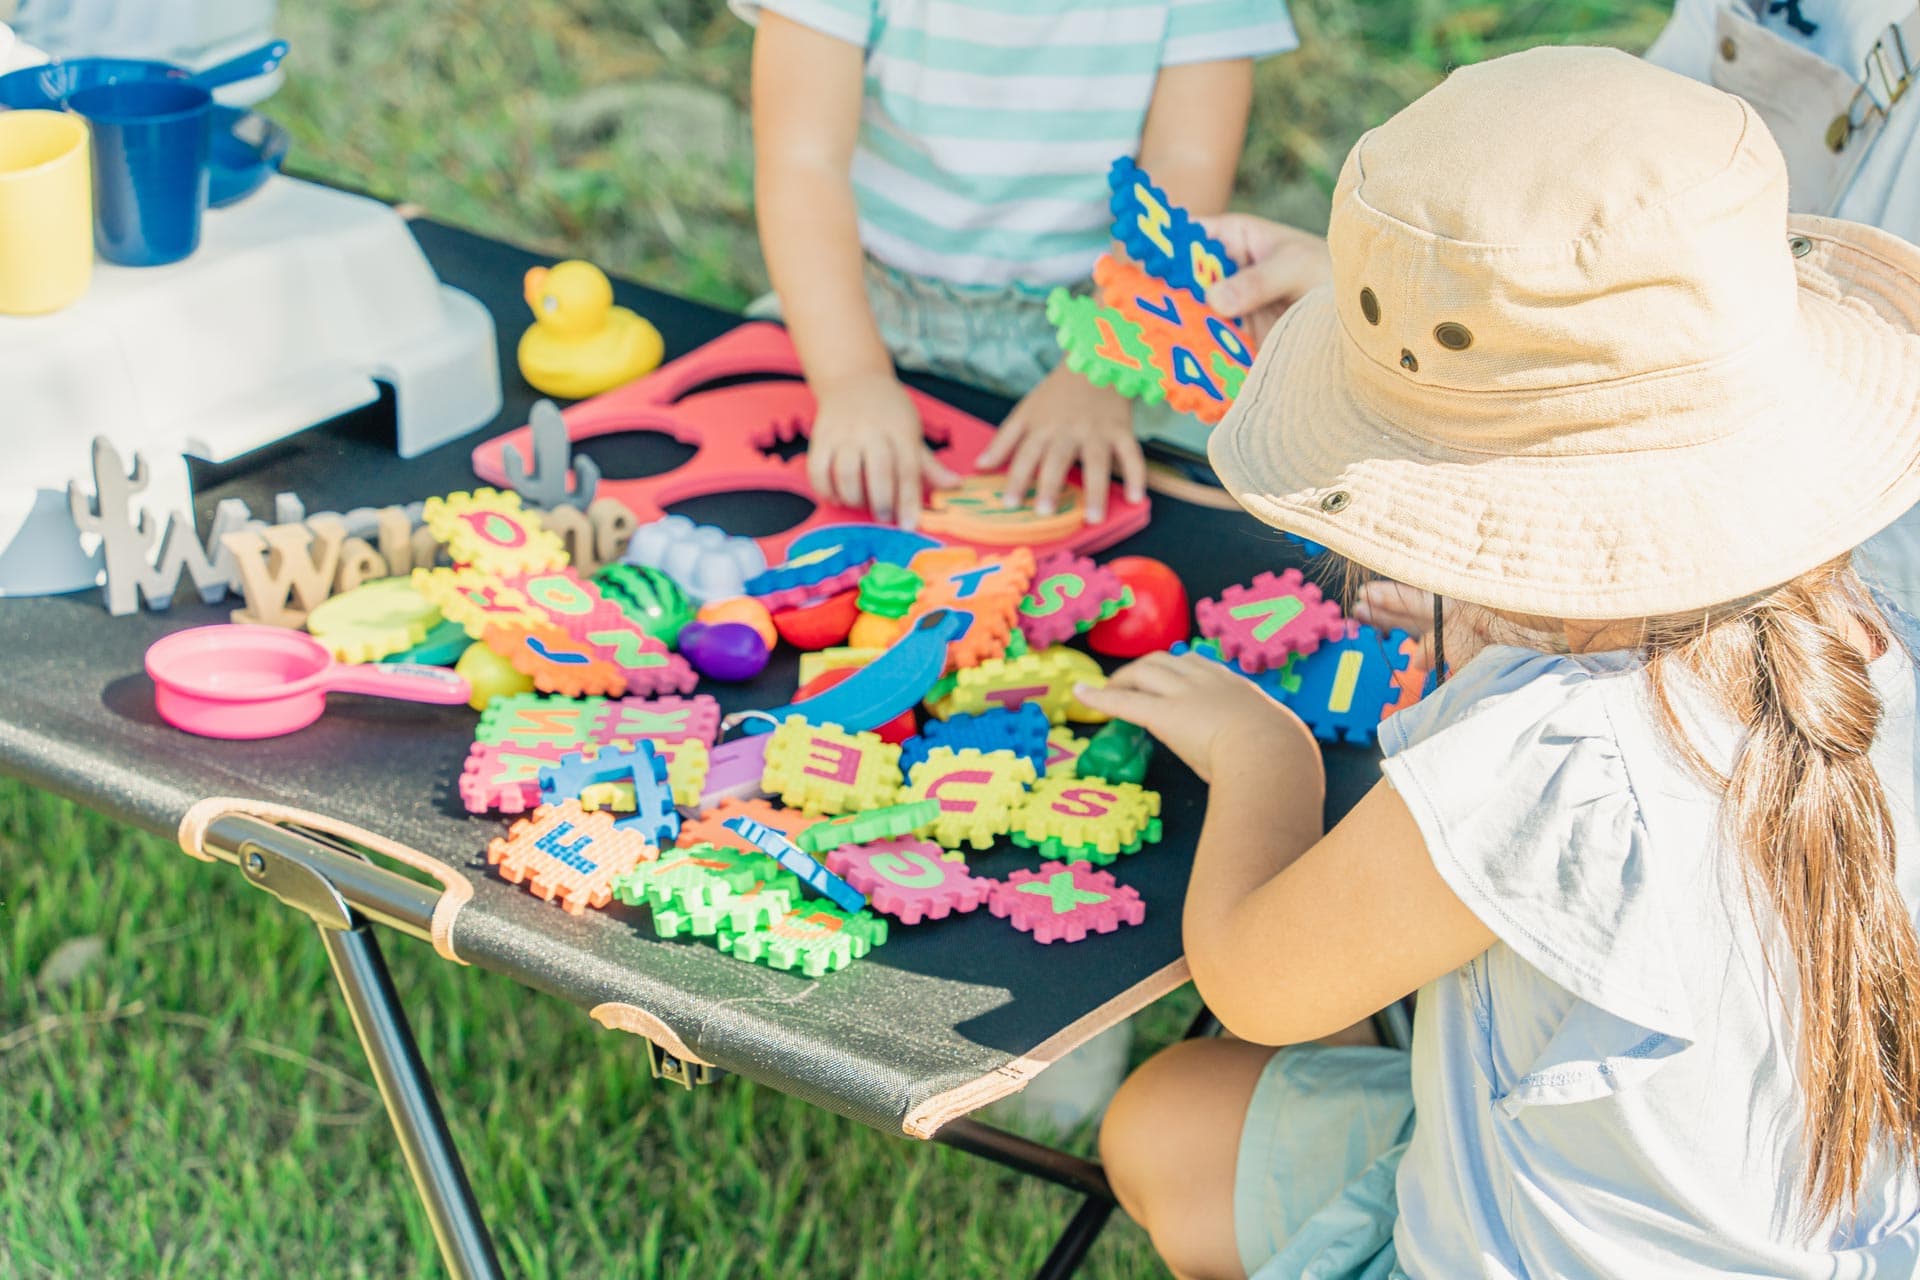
487, 800, 658, 914
1195, 568, 1348, 672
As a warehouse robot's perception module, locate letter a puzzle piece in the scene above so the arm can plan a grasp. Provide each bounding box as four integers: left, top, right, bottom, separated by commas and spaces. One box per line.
760, 716, 904, 815
825, 838, 997, 924
989, 862, 1145, 944
423, 488, 567, 576
1019, 552, 1131, 650
1287, 622, 1414, 747
1093, 255, 1254, 426
1045, 290, 1167, 404
723, 903, 889, 978
487, 800, 658, 914
1195, 568, 1347, 672
1011, 776, 1163, 865
677, 797, 820, 855
896, 747, 1037, 851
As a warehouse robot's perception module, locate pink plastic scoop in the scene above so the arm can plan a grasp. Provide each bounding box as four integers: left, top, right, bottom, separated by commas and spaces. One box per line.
146, 624, 471, 739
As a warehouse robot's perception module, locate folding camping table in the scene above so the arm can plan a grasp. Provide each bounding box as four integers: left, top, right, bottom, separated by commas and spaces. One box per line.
0, 217, 1386, 1279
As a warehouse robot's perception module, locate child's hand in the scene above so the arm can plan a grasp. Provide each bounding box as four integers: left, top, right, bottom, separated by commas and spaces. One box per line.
1073, 650, 1318, 785
808, 372, 960, 529
1200, 213, 1333, 346
977, 366, 1146, 524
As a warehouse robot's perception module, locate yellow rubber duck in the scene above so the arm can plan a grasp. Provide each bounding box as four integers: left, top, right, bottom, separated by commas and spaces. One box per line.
517, 260, 664, 399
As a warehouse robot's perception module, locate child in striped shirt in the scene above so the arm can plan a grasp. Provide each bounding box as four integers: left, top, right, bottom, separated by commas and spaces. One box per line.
736, 0, 1297, 528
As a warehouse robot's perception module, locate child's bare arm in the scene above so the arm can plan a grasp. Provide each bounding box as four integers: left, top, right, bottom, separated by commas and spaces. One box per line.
979, 59, 1256, 520
1078, 652, 1494, 1045
751, 13, 956, 527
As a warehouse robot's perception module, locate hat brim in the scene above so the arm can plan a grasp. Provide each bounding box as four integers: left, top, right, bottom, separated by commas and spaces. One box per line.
1209, 217, 1920, 619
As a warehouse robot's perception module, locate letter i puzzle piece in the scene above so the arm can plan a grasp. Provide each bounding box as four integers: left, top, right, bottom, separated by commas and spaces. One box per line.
487, 800, 658, 914
896, 747, 1037, 850
825, 838, 997, 924
760, 716, 904, 815
1195, 568, 1348, 672
989, 862, 1145, 944
1286, 622, 1416, 746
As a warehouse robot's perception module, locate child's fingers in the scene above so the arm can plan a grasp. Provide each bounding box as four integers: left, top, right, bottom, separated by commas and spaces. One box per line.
1082, 447, 1111, 524
1103, 651, 1194, 695
866, 447, 898, 525
832, 445, 866, 511
978, 412, 1025, 469
922, 450, 961, 489
1115, 435, 1147, 504
1001, 434, 1047, 510
807, 440, 837, 504
1032, 438, 1078, 516
1070, 681, 1163, 726
893, 443, 923, 531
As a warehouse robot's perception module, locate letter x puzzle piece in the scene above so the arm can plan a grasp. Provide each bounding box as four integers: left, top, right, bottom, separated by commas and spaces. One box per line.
900, 703, 1052, 777
723, 903, 890, 979
931, 649, 1090, 724
989, 862, 1145, 944
1107, 156, 1236, 304
760, 716, 904, 815
897, 747, 1037, 851
1092, 255, 1255, 425
475, 692, 717, 749
1286, 621, 1416, 747
722, 815, 868, 913
423, 488, 567, 576
612, 843, 803, 940
677, 797, 820, 856
1011, 776, 1162, 865
487, 800, 658, 914
793, 799, 942, 856
1019, 552, 1131, 650
825, 838, 997, 924
1195, 568, 1348, 673
537, 742, 680, 846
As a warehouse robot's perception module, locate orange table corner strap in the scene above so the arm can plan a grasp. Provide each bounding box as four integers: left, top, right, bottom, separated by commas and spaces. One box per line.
176, 796, 473, 965
588, 1002, 715, 1067
899, 955, 1190, 1140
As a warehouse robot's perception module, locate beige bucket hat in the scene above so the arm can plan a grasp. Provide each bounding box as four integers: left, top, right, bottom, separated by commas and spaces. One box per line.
1209, 46, 1920, 619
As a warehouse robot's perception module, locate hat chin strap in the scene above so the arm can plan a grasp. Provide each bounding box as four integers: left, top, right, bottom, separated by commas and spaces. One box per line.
1432, 595, 1447, 688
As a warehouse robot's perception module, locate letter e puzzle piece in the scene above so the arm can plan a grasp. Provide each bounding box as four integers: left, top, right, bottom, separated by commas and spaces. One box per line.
1195, 568, 1347, 672
423, 489, 567, 576
896, 747, 1037, 851
760, 717, 904, 815
487, 800, 658, 914
825, 838, 997, 925
1286, 622, 1415, 746
989, 862, 1145, 944
1011, 776, 1162, 865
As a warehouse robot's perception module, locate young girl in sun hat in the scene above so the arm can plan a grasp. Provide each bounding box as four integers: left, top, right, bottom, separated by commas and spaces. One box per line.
1077, 44, 1920, 1280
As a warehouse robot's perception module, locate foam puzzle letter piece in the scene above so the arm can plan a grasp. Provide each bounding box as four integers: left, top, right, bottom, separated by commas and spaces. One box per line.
223, 516, 349, 627
1106, 157, 1237, 303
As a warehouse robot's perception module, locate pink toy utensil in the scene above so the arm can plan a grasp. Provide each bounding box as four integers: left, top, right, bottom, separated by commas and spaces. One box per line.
146, 624, 471, 739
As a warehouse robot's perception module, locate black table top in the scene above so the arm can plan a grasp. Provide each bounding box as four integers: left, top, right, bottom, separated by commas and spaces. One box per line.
0, 212, 1380, 1135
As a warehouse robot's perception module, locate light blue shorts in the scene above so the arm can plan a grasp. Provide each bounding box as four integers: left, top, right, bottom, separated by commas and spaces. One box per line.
1235, 1045, 1415, 1280
748, 258, 1210, 459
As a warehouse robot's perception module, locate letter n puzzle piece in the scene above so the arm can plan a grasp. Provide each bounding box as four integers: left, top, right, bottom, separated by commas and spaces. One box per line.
897, 747, 1037, 851
1195, 568, 1347, 672
1019, 552, 1131, 650
989, 862, 1145, 944
1286, 622, 1415, 747
1011, 777, 1163, 865
423, 488, 567, 575
487, 801, 658, 913
724, 904, 889, 978
760, 717, 904, 815
825, 838, 996, 925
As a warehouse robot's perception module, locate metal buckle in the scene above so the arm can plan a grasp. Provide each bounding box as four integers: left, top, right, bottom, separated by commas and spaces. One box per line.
1829, 20, 1914, 151
644, 1038, 718, 1089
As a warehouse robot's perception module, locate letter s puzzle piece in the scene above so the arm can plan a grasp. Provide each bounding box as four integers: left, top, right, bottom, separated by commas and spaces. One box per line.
760, 717, 904, 815
896, 747, 1037, 851
826, 838, 997, 924
1019, 552, 1131, 650
1286, 622, 1415, 746
487, 800, 658, 914
1194, 568, 1347, 672
988, 862, 1145, 944
1010, 776, 1163, 865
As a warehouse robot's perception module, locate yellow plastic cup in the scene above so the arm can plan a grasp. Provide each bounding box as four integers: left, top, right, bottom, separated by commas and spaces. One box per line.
0, 110, 93, 316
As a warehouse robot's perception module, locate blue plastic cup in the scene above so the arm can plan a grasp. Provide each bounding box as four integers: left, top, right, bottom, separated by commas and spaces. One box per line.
68, 80, 213, 267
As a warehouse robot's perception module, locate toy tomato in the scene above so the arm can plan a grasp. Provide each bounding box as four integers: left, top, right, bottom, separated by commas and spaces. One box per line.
795, 666, 917, 743
1085, 556, 1189, 657
771, 588, 860, 651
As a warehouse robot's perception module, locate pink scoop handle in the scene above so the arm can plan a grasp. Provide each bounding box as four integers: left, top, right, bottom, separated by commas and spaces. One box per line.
320, 662, 471, 705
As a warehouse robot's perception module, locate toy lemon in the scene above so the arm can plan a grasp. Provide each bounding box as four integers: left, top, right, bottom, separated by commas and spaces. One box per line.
518, 260, 663, 399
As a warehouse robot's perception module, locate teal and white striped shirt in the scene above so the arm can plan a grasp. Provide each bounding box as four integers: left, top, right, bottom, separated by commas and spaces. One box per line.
735, 0, 1297, 290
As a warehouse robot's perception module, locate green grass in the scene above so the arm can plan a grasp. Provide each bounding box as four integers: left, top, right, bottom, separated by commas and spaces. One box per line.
3, 0, 1669, 1273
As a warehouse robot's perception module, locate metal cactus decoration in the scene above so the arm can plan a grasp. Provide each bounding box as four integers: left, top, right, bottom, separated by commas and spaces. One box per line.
502, 399, 598, 510
66, 437, 236, 615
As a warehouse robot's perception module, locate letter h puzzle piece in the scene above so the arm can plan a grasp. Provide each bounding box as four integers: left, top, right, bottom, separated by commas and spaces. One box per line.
487, 800, 658, 913
1107, 156, 1236, 303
